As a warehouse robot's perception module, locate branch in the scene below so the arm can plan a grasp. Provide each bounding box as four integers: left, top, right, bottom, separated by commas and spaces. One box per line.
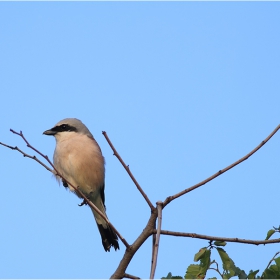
110, 208, 158, 279
102, 131, 154, 210
209, 261, 223, 279
159, 230, 280, 245
123, 273, 141, 279
151, 220, 156, 278
5, 129, 130, 249
150, 201, 163, 279
0, 141, 53, 173
265, 251, 280, 270
163, 124, 280, 207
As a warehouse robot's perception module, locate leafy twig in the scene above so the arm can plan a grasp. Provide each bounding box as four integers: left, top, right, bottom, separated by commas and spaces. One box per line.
208, 260, 223, 278
265, 251, 280, 270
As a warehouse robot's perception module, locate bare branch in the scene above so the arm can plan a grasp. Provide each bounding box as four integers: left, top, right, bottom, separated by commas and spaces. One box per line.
159, 230, 280, 245
151, 220, 156, 277
0, 142, 53, 173
6, 129, 130, 249
10, 129, 53, 162
123, 273, 141, 279
102, 131, 154, 210
163, 124, 280, 207
150, 201, 163, 279
110, 209, 158, 279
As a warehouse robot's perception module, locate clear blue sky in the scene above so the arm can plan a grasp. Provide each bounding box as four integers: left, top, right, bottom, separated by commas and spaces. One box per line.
0, 2, 280, 279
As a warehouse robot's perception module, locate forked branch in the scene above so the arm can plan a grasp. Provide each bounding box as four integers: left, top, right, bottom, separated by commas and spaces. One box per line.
0, 141, 53, 173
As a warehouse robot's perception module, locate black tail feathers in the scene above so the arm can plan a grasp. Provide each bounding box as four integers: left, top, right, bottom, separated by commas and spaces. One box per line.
97, 223, 120, 252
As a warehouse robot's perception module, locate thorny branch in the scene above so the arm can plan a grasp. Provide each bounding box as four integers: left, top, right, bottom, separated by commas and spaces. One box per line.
102, 131, 155, 210
163, 124, 280, 207
5, 129, 130, 249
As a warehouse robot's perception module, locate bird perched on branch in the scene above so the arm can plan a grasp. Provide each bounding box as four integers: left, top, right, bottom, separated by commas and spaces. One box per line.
43, 118, 119, 252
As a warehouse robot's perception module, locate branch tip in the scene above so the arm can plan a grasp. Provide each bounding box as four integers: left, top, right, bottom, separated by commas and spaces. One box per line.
163, 124, 280, 207
103, 131, 154, 210
159, 230, 280, 245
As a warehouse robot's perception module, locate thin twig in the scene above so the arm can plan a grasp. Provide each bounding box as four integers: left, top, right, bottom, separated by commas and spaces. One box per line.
102, 131, 154, 210
159, 230, 280, 245
163, 124, 280, 207
7, 129, 130, 249
150, 201, 163, 279
123, 273, 141, 279
0, 142, 53, 172
265, 251, 280, 270
209, 261, 223, 279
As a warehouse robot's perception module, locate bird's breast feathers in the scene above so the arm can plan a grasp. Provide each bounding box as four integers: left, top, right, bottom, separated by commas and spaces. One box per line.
53, 134, 105, 194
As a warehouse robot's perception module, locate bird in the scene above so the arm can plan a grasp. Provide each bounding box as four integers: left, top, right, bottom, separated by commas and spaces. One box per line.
43, 118, 119, 252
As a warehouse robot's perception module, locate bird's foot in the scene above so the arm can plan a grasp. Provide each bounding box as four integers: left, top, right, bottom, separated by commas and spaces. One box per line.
78, 199, 88, 207
62, 179, 68, 188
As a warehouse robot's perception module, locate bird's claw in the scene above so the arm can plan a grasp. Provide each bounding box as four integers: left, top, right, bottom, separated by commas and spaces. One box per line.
62, 179, 68, 188
78, 199, 88, 207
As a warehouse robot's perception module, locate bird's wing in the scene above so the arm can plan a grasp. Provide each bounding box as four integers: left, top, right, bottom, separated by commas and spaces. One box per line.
100, 183, 106, 209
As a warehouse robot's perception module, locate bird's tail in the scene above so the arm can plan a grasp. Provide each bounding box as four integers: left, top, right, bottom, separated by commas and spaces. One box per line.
90, 197, 119, 252
96, 223, 120, 252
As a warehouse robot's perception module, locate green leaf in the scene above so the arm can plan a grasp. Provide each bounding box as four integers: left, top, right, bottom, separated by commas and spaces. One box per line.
261, 256, 280, 279
247, 269, 259, 279
265, 229, 275, 240
194, 247, 207, 262
185, 264, 201, 279
262, 266, 278, 279
234, 267, 247, 279
216, 247, 237, 278
162, 272, 172, 279
198, 249, 211, 277
274, 256, 280, 267
162, 272, 183, 279
214, 241, 227, 247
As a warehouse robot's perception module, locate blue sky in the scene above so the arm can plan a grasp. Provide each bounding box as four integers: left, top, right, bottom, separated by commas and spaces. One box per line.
0, 2, 280, 279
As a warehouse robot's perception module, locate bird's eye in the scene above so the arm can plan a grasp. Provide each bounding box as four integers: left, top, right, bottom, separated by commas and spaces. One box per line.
58, 124, 76, 132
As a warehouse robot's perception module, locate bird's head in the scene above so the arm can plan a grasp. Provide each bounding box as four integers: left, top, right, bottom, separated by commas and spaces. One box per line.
43, 118, 93, 140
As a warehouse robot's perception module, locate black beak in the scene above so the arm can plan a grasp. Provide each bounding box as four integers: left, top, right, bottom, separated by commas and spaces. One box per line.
43, 129, 56, 136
